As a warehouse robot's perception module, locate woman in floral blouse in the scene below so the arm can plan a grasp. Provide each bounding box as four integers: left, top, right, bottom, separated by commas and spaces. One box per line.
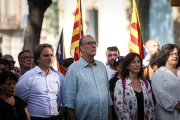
114, 53, 155, 120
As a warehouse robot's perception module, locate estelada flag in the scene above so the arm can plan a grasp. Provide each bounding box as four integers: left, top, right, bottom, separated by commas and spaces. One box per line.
129, 0, 144, 59
56, 29, 66, 76
70, 0, 84, 61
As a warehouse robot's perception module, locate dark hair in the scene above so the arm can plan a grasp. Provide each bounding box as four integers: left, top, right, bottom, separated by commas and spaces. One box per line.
0, 59, 11, 69
157, 44, 180, 68
121, 53, 144, 79
0, 53, 2, 58
0, 71, 18, 92
18, 50, 32, 60
63, 58, 74, 67
106, 46, 120, 56
149, 52, 158, 68
34, 44, 54, 65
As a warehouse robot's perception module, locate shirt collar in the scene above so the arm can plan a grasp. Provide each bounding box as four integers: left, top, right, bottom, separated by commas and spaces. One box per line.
51, 67, 56, 72
160, 66, 180, 72
145, 56, 150, 62
35, 66, 53, 74
80, 57, 97, 67
126, 77, 143, 84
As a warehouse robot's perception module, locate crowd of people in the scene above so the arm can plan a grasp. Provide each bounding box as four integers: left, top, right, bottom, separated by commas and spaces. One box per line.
0, 35, 180, 120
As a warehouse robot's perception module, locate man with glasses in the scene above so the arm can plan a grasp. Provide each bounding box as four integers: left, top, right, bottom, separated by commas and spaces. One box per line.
1, 54, 21, 77
63, 35, 113, 120
18, 50, 33, 75
1, 54, 16, 69
0, 60, 6, 73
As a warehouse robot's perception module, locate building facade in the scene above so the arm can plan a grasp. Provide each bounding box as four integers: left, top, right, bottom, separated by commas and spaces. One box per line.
0, 0, 28, 66
58, 0, 180, 64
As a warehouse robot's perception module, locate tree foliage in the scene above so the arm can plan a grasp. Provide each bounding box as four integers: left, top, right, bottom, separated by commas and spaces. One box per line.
43, 0, 59, 39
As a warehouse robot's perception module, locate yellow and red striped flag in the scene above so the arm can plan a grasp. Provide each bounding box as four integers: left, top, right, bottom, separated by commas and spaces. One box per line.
70, 0, 84, 61
129, 0, 144, 59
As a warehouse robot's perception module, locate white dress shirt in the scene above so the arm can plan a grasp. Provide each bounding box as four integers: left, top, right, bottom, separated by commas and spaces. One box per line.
15, 66, 63, 118
152, 67, 180, 120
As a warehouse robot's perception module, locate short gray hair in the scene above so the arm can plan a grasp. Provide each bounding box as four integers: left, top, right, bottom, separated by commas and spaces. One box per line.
1, 54, 13, 59
79, 35, 94, 51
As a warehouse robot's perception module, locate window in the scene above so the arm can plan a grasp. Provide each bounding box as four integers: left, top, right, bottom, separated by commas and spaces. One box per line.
86, 9, 98, 43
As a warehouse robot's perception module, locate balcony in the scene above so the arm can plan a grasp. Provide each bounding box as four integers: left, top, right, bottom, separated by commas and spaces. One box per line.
0, 15, 19, 30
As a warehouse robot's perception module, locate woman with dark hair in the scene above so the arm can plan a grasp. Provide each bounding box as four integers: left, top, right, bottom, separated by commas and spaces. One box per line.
109, 56, 124, 119
152, 44, 180, 120
0, 71, 30, 120
114, 53, 155, 120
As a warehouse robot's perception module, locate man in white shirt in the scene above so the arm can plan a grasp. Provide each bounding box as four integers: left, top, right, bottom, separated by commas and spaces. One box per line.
106, 46, 120, 80
16, 43, 64, 120
143, 39, 159, 67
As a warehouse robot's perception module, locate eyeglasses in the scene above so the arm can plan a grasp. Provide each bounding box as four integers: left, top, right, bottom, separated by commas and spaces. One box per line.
13, 107, 18, 118
169, 53, 179, 57
9, 61, 16, 65
20, 56, 33, 60
83, 41, 97, 46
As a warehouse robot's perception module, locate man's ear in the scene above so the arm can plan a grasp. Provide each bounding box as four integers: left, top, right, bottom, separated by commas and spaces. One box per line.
145, 47, 149, 53
80, 45, 84, 52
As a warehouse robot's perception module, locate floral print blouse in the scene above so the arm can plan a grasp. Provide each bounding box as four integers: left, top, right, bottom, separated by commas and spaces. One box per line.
114, 78, 155, 120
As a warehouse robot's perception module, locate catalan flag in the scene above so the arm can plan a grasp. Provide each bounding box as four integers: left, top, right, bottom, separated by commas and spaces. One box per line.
56, 29, 66, 76
129, 0, 144, 59
70, 0, 84, 61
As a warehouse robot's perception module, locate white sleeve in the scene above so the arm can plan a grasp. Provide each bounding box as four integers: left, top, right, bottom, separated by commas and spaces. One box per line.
114, 80, 130, 120
151, 71, 177, 111
15, 75, 31, 103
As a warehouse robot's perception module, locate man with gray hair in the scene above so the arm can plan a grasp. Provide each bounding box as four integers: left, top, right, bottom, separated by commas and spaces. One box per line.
16, 43, 64, 120
63, 35, 113, 120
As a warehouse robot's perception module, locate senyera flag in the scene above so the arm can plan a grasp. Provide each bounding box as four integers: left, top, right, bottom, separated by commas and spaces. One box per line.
129, 0, 145, 59
56, 29, 66, 76
70, 0, 84, 61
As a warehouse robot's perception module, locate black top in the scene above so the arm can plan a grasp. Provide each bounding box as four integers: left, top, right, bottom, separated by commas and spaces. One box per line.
109, 75, 119, 119
134, 91, 144, 120
0, 96, 27, 120
109, 75, 119, 92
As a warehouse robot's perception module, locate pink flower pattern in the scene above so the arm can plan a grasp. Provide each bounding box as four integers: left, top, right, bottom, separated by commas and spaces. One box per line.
114, 78, 155, 120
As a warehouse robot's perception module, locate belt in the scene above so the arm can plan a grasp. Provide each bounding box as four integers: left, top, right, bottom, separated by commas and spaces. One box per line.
31, 115, 59, 120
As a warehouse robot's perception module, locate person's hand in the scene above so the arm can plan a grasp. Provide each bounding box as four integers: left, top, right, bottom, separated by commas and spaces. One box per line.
175, 101, 180, 112
58, 106, 64, 120
14, 66, 21, 78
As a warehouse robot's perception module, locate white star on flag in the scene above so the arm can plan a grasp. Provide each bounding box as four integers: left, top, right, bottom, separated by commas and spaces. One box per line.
58, 44, 62, 55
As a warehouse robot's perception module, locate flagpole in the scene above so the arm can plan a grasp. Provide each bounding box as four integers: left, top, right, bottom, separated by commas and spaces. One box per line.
79, 0, 81, 38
